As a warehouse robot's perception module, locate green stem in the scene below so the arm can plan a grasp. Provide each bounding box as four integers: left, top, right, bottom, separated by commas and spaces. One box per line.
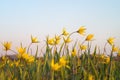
52, 71, 54, 80
108, 51, 113, 80
27, 43, 32, 53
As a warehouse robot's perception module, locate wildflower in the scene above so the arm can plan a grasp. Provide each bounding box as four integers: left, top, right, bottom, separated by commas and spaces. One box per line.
22, 53, 29, 60
21, 53, 35, 63
80, 45, 87, 50
31, 35, 39, 43
55, 35, 60, 40
62, 28, 69, 36
85, 34, 94, 41
59, 56, 67, 66
64, 37, 71, 43
107, 37, 114, 46
47, 38, 55, 45
112, 46, 118, 52
9, 60, 20, 67
54, 35, 61, 45
14, 60, 20, 67
77, 26, 86, 35
2, 42, 12, 51
51, 59, 61, 71
27, 56, 35, 63
59, 56, 70, 69
88, 74, 94, 80
104, 56, 110, 64
55, 39, 60, 45
17, 47, 26, 54
71, 48, 77, 56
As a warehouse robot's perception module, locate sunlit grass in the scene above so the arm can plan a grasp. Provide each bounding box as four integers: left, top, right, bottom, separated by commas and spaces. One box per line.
0, 26, 120, 80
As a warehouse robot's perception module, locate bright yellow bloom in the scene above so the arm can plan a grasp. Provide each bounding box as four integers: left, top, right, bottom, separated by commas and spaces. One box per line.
55, 35, 60, 40
27, 56, 35, 63
59, 56, 70, 69
31, 35, 39, 43
88, 74, 94, 80
21, 53, 35, 63
55, 35, 61, 45
17, 47, 26, 54
62, 28, 69, 36
14, 60, 20, 67
77, 26, 86, 35
64, 37, 71, 43
51, 59, 61, 71
55, 39, 60, 45
112, 46, 118, 52
85, 34, 94, 41
22, 53, 29, 60
107, 37, 115, 46
47, 38, 55, 45
71, 48, 77, 56
80, 45, 87, 50
9, 60, 20, 67
2, 42, 12, 51
59, 56, 67, 67
96, 54, 110, 64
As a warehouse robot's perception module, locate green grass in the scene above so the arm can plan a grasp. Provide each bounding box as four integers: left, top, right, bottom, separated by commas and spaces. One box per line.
0, 27, 120, 80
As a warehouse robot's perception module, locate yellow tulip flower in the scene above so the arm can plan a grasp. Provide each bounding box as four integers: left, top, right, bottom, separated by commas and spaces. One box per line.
55, 35, 60, 40
22, 53, 29, 60
17, 47, 26, 54
59, 56, 67, 66
59, 56, 70, 69
85, 34, 94, 41
88, 74, 94, 80
55, 35, 61, 45
112, 46, 118, 52
27, 56, 35, 63
2, 42, 12, 51
64, 37, 71, 43
77, 26, 86, 35
71, 48, 77, 56
47, 38, 55, 45
31, 35, 39, 43
80, 45, 87, 51
62, 28, 69, 36
13, 60, 20, 67
51, 59, 61, 71
107, 37, 115, 46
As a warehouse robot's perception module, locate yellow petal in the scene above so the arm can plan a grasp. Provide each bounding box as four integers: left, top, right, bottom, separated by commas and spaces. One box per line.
107, 37, 115, 46
85, 34, 94, 41
77, 26, 86, 35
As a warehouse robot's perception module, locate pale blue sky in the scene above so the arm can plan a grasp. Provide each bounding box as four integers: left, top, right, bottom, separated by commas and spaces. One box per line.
0, 0, 120, 47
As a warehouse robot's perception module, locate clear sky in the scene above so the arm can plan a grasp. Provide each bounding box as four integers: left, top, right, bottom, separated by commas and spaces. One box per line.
0, 0, 120, 47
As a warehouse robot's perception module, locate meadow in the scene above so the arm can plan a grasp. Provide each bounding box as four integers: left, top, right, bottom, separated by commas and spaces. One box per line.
0, 26, 120, 80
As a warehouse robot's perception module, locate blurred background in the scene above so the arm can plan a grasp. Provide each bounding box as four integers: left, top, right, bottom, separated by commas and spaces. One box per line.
0, 0, 120, 55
